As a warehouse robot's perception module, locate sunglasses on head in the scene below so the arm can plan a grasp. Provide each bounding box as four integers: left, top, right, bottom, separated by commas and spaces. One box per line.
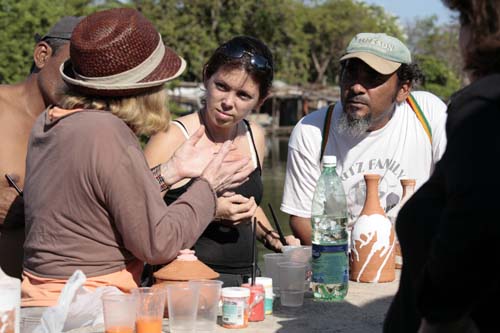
219, 42, 272, 72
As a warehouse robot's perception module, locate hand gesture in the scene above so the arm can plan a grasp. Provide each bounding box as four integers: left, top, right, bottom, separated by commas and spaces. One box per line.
215, 193, 257, 225
201, 141, 253, 194
169, 126, 218, 180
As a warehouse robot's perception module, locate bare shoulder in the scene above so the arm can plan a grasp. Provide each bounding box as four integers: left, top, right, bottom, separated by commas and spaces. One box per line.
174, 112, 202, 134
144, 112, 203, 167
247, 119, 266, 164
0, 84, 22, 114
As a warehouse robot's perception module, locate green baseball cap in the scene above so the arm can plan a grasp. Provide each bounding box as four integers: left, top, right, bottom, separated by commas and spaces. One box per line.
340, 33, 411, 75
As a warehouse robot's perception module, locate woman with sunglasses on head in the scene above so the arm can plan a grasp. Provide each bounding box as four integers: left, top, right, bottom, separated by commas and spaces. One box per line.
145, 36, 299, 287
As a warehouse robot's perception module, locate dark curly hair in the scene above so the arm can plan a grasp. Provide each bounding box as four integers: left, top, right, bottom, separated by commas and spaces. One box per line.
443, 0, 500, 77
397, 63, 424, 87
203, 35, 274, 100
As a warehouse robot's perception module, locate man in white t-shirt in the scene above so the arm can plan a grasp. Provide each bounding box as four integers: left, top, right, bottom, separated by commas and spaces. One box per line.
280, 33, 447, 245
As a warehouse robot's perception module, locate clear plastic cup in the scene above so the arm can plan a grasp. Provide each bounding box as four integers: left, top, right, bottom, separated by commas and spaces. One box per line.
132, 287, 167, 333
282, 245, 312, 291
278, 262, 307, 307
167, 283, 200, 333
101, 293, 136, 333
263, 253, 286, 297
188, 280, 223, 333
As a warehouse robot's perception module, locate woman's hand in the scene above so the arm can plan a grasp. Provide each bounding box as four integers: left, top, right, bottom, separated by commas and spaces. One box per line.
262, 231, 301, 252
200, 141, 253, 194
215, 193, 257, 224
168, 126, 216, 180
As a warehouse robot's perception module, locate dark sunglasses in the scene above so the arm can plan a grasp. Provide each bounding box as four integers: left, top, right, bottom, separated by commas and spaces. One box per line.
219, 42, 272, 72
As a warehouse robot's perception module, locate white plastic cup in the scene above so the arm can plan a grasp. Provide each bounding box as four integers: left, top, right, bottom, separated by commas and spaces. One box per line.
132, 287, 167, 333
278, 262, 306, 307
282, 245, 312, 291
167, 283, 200, 333
188, 280, 223, 333
101, 293, 137, 333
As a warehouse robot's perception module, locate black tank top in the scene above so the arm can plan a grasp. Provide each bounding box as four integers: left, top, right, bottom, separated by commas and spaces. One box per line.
164, 119, 263, 274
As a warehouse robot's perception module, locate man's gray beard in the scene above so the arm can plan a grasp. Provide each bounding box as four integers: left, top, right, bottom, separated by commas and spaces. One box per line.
336, 111, 372, 137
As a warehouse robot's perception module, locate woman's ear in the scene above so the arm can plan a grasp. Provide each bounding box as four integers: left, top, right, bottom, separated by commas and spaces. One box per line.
33, 42, 54, 70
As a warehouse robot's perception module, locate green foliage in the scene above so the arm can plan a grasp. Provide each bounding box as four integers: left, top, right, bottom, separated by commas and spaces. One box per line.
0, 0, 462, 98
405, 16, 463, 99
302, 0, 403, 84
0, 0, 121, 84
416, 54, 460, 101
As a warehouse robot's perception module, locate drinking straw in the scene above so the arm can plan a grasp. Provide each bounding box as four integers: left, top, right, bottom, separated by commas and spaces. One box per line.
267, 203, 288, 246
5, 174, 23, 197
251, 217, 257, 286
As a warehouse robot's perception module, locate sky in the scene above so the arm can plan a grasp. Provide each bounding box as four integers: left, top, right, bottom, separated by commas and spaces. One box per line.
365, 0, 455, 24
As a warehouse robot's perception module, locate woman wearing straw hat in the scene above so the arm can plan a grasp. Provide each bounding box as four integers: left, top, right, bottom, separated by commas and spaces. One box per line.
145, 36, 299, 287
21, 8, 252, 307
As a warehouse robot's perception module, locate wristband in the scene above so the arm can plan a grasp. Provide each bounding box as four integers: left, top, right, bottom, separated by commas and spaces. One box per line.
151, 164, 170, 192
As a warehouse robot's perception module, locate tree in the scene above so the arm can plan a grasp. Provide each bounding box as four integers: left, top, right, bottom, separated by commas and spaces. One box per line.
303, 0, 403, 85
405, 16, 463, 99
0, 0, 119, 84
416, 54, 460, 101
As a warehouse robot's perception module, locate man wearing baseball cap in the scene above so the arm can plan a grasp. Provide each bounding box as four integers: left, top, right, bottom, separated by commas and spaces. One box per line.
0, 16, 82, 279
281, 32, 448, 246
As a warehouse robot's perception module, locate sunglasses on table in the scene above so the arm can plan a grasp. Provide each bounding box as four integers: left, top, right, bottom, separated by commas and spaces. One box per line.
219, 42, 272, 72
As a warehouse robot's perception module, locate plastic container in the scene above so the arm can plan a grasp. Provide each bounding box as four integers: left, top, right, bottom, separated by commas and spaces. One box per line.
0, 268, 21, 333
221, 287, 250, 329
241, 283, 265, 322
248, 277, 273, 314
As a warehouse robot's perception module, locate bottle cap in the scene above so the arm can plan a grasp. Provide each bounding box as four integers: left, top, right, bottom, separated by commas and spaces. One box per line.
222, 287, 251, 298
322, 155, 336, 166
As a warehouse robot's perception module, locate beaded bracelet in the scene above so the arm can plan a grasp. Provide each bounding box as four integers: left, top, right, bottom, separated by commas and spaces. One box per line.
151, 164, 170, 192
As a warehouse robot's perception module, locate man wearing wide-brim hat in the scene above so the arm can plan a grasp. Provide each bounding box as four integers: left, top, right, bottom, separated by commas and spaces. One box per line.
281, 32, 448, 246
21, 7, 253, 308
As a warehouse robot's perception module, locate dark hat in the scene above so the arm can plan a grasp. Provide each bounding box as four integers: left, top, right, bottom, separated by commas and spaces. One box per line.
35, 16, 84, 42
60, 8, 186, 97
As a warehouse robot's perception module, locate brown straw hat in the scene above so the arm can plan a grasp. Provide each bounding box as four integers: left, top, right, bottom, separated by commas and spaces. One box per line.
60, 8, 186, 96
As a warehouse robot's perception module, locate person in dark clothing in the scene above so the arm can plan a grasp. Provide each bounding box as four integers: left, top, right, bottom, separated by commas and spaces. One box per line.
145, 36, 298, 286
384, 1, 500, 332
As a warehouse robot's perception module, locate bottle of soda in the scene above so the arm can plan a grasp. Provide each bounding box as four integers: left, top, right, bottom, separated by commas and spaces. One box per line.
311, 155, 349, 301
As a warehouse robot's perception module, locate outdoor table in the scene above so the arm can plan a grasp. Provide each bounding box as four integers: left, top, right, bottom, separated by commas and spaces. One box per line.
24, 271, 400, 333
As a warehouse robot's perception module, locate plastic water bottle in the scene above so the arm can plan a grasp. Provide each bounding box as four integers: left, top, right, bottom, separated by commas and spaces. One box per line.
311, 155, 349, 301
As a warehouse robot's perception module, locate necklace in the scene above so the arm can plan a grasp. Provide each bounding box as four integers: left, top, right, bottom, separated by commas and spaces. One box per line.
200, 110, 239, 145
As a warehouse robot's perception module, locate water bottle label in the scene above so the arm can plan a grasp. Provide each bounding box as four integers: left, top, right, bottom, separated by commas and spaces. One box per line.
312, 244, 348, 284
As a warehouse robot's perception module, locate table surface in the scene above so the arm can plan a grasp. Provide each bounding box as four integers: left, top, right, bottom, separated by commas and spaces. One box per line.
58, 271, 400, 333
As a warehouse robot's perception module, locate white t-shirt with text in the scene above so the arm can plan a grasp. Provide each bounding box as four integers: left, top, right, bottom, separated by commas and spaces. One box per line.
280, 91, 448, 222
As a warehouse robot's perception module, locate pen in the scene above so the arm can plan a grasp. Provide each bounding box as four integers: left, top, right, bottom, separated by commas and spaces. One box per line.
268, 203, 288, 246
4, 174, 23, 197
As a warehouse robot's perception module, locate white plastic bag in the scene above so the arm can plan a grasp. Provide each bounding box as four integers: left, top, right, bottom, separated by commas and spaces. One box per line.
33, 270, 124, 333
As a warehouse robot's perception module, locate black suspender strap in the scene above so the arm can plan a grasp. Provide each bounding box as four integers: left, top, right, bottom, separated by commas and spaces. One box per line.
320, 103, 335, 162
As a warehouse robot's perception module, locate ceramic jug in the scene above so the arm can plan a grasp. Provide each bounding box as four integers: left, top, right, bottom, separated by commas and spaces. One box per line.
349, 174, 395, 283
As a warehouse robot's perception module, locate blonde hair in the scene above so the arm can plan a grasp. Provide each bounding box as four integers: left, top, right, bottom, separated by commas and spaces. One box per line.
59, 87, 170, 136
